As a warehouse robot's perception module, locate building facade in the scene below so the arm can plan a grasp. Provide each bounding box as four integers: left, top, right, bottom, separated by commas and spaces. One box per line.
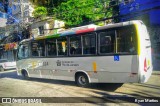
30, 18, 65, 38
0, 0, 65, 60
0, 0, 32, 61
119, 0, 160, 54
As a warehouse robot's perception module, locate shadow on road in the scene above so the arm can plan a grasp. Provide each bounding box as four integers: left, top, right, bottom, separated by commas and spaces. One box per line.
90, 91, 160, 106
0, 71, 122, 92
89, 83, 123, 91
1, 71, 160, 105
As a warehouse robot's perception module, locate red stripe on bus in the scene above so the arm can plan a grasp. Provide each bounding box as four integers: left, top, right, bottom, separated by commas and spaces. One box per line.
144, 58, 147, 72
76, 28, 95, 34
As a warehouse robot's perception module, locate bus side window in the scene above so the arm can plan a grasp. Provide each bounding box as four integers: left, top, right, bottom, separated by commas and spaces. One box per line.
37, 41, 45, 57
83, 33, 96, 55
57, 37, 67, 56
31, 40, 45, 57
32, 48, 38, 56
46, 39, 57, 56
48, 45, 57, 56
99, 31, 115, 54
70, 45, 76, 54
69, 36, 82, 55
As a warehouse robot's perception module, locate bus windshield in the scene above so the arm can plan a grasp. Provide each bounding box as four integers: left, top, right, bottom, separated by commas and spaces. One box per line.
17, 42, 29, 59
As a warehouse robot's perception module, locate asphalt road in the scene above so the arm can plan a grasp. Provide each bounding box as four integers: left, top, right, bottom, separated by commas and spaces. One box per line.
153, 58, 160, 71
0, 70, 160, 106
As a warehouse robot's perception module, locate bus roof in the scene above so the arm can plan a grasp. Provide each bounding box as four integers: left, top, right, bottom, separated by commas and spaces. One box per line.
20, 20, 143, 43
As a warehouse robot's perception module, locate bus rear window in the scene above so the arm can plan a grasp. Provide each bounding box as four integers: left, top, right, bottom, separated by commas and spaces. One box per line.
116, 25, 137, 54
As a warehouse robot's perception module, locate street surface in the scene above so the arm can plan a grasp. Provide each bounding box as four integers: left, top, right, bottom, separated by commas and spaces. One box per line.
0, 68, 160, 106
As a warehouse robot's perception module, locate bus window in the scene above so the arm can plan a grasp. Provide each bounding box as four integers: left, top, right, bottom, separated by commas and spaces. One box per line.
99, 30, 115, 54
69, 36, 82, 55
17, 42, 29, 59
31, 40, 45, 57
83, 33, 96, 55
57, 37, 67, 56
46, 39, 57, 56
116, 26, 137, 54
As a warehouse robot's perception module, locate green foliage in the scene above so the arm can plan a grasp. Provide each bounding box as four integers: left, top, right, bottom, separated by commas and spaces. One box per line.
53, 0, 112, 27
31, 0, 66, 16
31, 0, 113, 27
32, 6, 47, 18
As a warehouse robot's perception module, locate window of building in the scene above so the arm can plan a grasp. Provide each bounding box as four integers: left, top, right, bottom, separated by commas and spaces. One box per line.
38, 26, 44, 35
31, 40, 45, 57
82, 33, 96, 55
99, 30, 116, 54
69, 36, 82, 55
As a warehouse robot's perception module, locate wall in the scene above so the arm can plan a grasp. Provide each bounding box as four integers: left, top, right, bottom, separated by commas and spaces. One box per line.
119, 0, 160, 25
8, 0, 33, 23
31, 19, 65, 38
0, 17, 7, 27
31, 20, 49, 38
119, 0, 160, 54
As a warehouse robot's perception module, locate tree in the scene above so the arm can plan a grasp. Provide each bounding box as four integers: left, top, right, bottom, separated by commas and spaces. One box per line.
30, 0, 66, 16
32, 6, 47, 18
31, 0, 113, 27
53, 0, 112, 27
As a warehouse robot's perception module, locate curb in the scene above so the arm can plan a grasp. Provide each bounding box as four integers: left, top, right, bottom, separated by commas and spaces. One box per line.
152, 71, 160, 75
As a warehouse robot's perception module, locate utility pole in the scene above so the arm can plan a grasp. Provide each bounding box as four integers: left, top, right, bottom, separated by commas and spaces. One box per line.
20, 0, 23, 30
104, 0, 107, 25
110, 0, 120, 23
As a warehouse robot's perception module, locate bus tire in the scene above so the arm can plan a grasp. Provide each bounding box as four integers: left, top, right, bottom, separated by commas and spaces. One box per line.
0, 66, 4, 72
21, 70, 29, 79
75, 73, 89, 87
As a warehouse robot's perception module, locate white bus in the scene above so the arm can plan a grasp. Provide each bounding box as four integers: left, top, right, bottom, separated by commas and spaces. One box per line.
16, 20, 153, 87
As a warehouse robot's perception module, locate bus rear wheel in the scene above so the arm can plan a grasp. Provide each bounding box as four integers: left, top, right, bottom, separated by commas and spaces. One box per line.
76, 73, 89, 87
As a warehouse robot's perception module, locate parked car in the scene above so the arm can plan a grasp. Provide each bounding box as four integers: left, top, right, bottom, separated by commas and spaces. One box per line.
0, 59, 16, 72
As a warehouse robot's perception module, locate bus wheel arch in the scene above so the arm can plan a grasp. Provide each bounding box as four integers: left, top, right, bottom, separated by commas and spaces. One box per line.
21, 69, 29, 79
75, 71, 90, 87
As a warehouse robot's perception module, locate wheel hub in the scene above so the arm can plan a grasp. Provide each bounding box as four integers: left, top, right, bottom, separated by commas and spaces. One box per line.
79, 76, 86, 85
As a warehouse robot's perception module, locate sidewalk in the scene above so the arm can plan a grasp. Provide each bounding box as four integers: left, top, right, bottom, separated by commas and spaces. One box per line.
152, 54, 160, 71
152, 71, 160, 75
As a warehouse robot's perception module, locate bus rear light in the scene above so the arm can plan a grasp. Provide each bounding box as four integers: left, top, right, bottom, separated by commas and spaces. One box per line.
131, 73, 137, 75
130, 73, 137, 77
144, 58, 147, 72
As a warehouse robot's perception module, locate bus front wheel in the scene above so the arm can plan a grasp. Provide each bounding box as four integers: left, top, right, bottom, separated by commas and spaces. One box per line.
21, 70, 29, 79
75, 73, 89, 87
